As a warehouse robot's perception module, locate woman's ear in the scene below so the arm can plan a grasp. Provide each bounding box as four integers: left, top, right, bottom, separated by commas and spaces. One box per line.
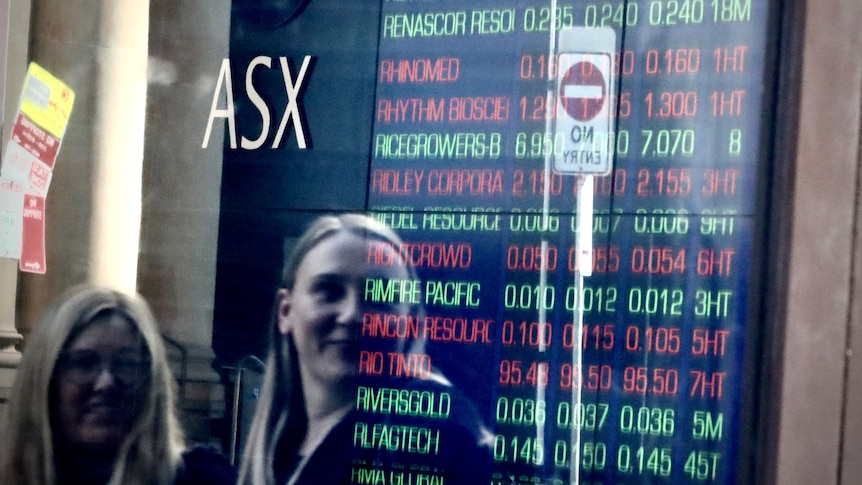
276, 288, 292, 336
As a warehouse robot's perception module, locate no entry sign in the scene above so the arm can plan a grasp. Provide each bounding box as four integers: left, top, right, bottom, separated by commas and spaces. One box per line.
553, 28, 616, 175
560, 61, 606, 122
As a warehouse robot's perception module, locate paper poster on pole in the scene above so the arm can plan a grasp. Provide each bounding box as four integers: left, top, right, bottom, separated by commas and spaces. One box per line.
20, 63, 75, 140
0, 62, 74, 273
0, 177, 23, 258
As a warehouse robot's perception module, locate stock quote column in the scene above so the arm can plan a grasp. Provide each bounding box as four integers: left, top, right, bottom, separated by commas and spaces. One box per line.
367, 0, 767, 483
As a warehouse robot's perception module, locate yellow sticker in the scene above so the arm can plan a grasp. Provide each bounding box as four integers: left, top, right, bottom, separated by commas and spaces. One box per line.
19, 63, 75, 139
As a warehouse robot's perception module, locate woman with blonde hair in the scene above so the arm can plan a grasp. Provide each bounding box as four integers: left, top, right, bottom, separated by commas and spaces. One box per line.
0, 284, 236, 485
238, 213, 492, 485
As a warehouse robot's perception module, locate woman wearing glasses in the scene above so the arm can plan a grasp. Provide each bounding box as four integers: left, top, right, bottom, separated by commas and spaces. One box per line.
0, 285, 236, 485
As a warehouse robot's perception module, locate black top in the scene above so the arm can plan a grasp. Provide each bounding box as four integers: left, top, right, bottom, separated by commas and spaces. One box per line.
275, 378, 493, 485
175, 445, 238, 485
55, 445, 236, 485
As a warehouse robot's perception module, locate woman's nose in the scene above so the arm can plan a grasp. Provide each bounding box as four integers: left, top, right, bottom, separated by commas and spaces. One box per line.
92, 366, 119, 391
336, 288, 363, 324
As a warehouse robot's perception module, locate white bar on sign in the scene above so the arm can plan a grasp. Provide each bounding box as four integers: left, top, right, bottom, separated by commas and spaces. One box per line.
564, 85, 603, 99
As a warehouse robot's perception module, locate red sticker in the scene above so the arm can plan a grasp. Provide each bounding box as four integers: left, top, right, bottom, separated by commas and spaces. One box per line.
19, 193, 46, 274
11, 113, 60, 169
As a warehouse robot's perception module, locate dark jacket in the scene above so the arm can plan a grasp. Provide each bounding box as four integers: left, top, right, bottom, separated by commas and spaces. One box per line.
277, 379, 493, 485
176, 446, 238, 485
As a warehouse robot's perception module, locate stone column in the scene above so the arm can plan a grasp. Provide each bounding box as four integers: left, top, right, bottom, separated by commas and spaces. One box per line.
88, 1, 150, 292
16, 0, 149, 332
139, 0, 230, 445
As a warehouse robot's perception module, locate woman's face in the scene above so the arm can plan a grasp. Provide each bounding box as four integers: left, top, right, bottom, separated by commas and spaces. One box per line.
50, 314, 150, 450
277, 231, 412, 389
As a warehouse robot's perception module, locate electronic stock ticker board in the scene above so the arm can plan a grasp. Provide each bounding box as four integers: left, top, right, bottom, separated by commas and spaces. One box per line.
215, 1, 773, 483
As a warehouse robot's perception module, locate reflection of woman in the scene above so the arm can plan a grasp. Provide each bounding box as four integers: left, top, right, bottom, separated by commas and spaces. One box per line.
0, 285, 236, 485
238, 214, 492, 485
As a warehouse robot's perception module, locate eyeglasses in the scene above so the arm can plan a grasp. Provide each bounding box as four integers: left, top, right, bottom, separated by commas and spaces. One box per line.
55, 350, 151, 385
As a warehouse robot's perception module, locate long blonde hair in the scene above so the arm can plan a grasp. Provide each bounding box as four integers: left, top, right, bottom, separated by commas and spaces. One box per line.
0, 284, 186, 485
237, 213, 424, 485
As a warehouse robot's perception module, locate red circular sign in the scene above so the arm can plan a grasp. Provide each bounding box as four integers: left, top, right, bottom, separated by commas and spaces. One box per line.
559, 61, 606, 122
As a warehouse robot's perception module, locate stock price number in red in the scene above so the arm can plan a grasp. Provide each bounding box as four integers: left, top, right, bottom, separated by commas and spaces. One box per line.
572, 169, 628, 197
567, 245, 621, 274
507, 244, 559, 272
519, 92, 631, 122
645, 47, 701, 75
645, 90, 698, 118
625, 326, 682, 354
512, 169, 564, 196
501, 320, 553, 348
630, 246, 686, 275
560, 363, 613, 391
622, 366, 679, 395
519, 53, 566, 81
519, 94, 561, 122
519, 50, 635, 80
637, 168, 692, 196
562, 322, 615, 351
499, 359, 549, 387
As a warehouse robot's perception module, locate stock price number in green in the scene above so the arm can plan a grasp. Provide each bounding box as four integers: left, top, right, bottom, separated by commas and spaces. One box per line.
619, 405, 675, 437
556, 402, 609, 432
553, 440, 608, 472
495, 396, 546, 427
616, 445, 672, 477
493, 434, 544, 466
628, 287, 685, 317
633, 209, 690, 235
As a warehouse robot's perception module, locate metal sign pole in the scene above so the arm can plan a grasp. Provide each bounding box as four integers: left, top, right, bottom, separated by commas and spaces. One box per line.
536, 0, 557, 478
